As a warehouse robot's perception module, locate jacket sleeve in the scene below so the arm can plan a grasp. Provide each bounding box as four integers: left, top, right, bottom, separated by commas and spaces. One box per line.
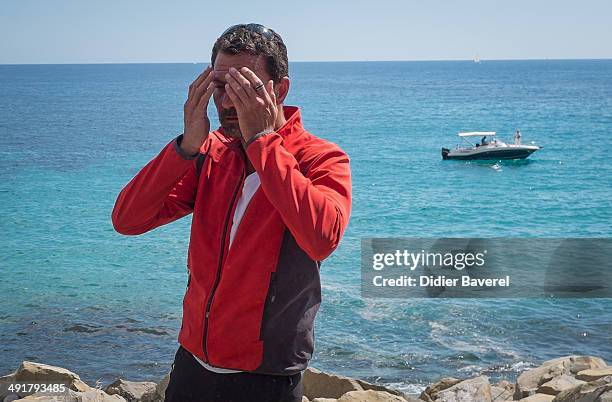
111, 135, 200, 235
246, 132, 352, 261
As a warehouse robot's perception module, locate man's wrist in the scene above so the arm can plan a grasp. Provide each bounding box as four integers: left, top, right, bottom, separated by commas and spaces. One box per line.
175, 134, 200, 160
245, 128, 276, 148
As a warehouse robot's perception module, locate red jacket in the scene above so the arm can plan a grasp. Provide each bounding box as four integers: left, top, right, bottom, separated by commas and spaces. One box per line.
111, 106, 352, 375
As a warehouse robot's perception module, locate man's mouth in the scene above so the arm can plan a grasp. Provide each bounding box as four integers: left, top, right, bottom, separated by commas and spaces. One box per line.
221, 108, 239, 122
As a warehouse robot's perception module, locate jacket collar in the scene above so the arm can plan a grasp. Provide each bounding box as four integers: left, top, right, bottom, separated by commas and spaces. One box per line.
276, 105, 304, 139
213, 105, 304, 148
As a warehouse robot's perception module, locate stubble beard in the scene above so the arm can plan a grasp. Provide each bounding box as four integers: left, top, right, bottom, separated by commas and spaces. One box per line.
219, 108, 242, 139
221, 122, 242, 139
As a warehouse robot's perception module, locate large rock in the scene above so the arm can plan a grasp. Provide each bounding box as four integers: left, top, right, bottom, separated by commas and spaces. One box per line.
10, 361, 91, 393
13, 392, 69, 401
15, 388, 126, 401
495, 379, 515, 389
553, 375, 612, 402
576, 369, 612, 382
491, 379, 514, 401
104, 379, 157, 401
542, 356, 607, 375
419, 377, 462, 401
518, 394, 555, 402
491, 385, 514, 401
515, 360, 570, 399
337, 390, 408, 401
355, 379, 407, 398
303, 368, 364, 400
401, 396, 424, 402
141, 372, 170, 402
538, 375, 586, 395
435, 376, 492, 402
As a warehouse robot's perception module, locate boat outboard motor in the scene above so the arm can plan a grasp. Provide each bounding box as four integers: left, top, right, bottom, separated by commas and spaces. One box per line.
441, 148, 450, 160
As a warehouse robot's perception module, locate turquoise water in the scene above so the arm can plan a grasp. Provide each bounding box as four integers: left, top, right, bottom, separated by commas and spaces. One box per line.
1, 61, 611, 393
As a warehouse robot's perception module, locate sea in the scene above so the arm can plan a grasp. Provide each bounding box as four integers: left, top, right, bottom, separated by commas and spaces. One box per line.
1, 60, 611, 394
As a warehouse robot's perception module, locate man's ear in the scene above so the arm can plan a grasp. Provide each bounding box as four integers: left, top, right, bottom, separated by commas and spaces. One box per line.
274, 77, 290, 104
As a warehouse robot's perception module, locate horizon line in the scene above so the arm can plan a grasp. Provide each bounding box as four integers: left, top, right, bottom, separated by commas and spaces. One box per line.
1, 57, 611, 66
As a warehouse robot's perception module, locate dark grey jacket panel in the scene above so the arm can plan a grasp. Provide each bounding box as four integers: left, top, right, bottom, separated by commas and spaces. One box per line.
256, 230, 322, 375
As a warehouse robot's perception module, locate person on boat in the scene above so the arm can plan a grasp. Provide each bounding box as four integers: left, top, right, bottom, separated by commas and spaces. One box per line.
481, 136, 488, 146
515, 129, 522, 145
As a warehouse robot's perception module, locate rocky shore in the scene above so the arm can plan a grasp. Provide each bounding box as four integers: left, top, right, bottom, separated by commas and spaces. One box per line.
1, 355, 610, 401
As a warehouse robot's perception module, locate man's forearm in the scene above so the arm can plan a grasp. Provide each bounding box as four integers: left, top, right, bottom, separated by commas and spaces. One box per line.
177, 133, 203, 158
246, 132, 352, 261
112, 136, 198, 235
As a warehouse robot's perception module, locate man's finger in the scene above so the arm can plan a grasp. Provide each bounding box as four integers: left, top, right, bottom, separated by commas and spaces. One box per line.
240, 67, 271, 104
266, 80, 276, 106
188, 66, 212, 102
192, 66, 212, 89
224, 82, 244, 111
225, 72, 251, 105
188, 66, 210, 97
195, 81, 215, 114
191, 68, 215, 107
230, 67, 260, 101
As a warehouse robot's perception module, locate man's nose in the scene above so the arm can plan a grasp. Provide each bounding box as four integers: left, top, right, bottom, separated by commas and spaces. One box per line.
221, 92, 234, 109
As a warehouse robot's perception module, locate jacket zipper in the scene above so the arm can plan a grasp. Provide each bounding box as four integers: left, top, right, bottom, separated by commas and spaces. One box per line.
202, 166, 245, 363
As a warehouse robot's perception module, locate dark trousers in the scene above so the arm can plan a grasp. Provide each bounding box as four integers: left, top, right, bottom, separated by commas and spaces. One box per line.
164, 345, 303, 402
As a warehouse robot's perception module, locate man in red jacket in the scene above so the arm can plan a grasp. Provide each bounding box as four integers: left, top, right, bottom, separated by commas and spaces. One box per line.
112, 24, 351, 402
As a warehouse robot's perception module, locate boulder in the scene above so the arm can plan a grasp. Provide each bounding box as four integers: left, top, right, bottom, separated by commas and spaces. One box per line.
104, 379, 157, 401
492, 379, 514, 400
10, 361, 91, 393
542, 356, 607, 375
419, 377, 462, 401
495, 380, 514, 389
553, 375, 612, 402
14, 391, 82, 401
514, 360, 570, 399
337, 390, 408, 401
356, 379, 407, 398
576, 368, 612, 382
491, 385, 514, 401
538, 375, 586, 395
303, 368, 364, 400
559, 377, 612, 400
402, 396, 424, 402
15, 388, 126, 401
303, 397, 310, 402
435, 376, 492, 402
141, 372, 170, 402
518, 394, 555, 402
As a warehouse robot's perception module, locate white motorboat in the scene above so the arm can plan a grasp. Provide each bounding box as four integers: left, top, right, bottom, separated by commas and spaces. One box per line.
441, 131, 541, 160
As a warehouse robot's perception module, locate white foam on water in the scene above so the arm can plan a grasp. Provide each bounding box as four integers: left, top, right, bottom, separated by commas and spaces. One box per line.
457, 364, 483, 373
384, 381, 426, 397
509, 360, 537, 372
428, 320, 523, 360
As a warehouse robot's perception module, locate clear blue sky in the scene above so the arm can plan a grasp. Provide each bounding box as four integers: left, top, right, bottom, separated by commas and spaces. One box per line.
2, 0, 611, 63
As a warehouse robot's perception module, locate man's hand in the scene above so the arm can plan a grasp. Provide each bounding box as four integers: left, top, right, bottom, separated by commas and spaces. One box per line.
224, 67, 278, 143
182, 66, 215, 155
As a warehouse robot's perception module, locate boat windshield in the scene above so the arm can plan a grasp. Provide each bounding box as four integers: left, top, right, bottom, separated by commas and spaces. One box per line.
458, 136, 508, 149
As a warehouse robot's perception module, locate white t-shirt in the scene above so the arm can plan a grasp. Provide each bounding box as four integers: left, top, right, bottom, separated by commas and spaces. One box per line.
191, 172, 261, 374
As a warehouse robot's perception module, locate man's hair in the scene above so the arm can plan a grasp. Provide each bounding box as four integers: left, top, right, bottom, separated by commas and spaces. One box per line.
211, 25, 289, 83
